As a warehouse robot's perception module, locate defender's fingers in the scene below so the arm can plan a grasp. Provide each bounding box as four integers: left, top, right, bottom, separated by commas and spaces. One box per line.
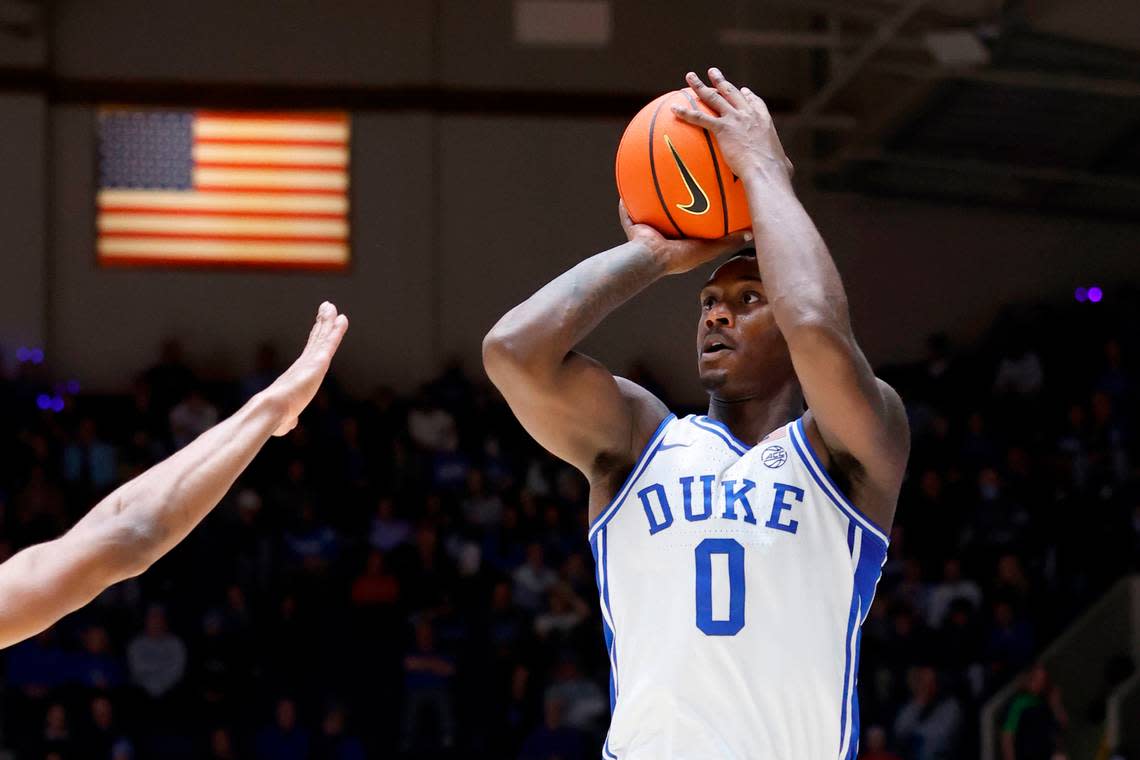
708, 68, 747, 109
685, 71, 732, 115
307, 309, 325, 344
329, 314, 349, 345
671, 105, 718, 130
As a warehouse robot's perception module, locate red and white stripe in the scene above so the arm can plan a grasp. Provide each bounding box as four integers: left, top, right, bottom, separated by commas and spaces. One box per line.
97, 111, 350, 269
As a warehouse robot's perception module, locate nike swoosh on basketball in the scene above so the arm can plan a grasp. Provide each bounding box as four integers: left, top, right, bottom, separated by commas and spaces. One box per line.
658, 442, 692, 452
663, 134, 710, 215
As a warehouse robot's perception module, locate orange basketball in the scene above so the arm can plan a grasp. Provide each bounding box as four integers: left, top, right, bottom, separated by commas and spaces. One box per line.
616, 89, 751, 240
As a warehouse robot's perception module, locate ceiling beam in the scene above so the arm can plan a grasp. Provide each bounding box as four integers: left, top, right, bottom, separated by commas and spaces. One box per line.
719, 27, 926, 52
869, 61, 1140, 98
783, 0, 932, 136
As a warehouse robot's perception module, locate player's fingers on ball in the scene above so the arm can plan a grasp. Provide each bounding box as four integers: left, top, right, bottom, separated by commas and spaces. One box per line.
685, 71, 731, 114
671, 105, 717, 130
618, 200, 640, 234
740, 87, 771, 120
708, 68, 747, 108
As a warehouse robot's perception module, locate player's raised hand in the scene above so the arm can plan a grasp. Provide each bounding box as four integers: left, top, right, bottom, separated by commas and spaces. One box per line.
672, 68, 795, 189
619, 200, 751, 276
265, 302, 349, 436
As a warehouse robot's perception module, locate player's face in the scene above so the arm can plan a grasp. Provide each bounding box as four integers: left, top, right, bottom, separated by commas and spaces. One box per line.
695, 257, 794, 399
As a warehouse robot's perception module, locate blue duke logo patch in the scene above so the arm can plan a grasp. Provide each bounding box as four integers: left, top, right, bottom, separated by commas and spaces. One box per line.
761, 445, 788, 469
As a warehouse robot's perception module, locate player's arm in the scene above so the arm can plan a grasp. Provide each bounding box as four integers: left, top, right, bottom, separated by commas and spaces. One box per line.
0, 303, 348, 649
483, 206, 748, 478
674, 69, 909, 528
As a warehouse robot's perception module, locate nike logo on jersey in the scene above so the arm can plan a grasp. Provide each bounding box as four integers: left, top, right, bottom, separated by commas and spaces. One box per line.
657, 442, 692, 452
663, 134, 710, 216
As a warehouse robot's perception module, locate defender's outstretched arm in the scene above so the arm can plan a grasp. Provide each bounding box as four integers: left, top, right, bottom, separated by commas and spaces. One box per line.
674, 69, 909, 529
0, 303, 348, 648
483, 205, 746, 480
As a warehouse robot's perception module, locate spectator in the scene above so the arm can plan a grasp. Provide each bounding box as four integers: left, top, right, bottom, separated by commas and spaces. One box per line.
462, 468, 505, 528
61, 417, 118, 496
240, 342, 280, 401
283, 501, 338, 573
143, 338, 196, 417
894, 666, 961, 760
544, 658, 607, 734
207, 727, 238, 759
350, 549, 400, 609
169, 386, 219, 450
127, 605, 187, 699
401, 620, 457, 751
993, 340, 1044, 397
860, 725, 903, 760
312, 703, 366, 760
407, 387, 458, 452
514, 542, 558, 612
81, 695, 134, 759
368, 495, 412, 552
74, 623, 127, 691
1094, 337, 1129, 408
518, 696, 587, 760
5, 629, 70, 700
986, 599, 1035, 685
38, 702, 74, 756
926, 558, 983, 629
935, 598, 986, 698
1001, 664, 1068, 760
534, 583, 590, 643
895, 559, 931, 623
255, 697, 311, 760
13, 465, 67, 545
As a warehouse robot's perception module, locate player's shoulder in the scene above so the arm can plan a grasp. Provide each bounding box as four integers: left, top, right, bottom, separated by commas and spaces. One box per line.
589, 377, 670, 476
613, 376, 672, 442
874, 376, 911, 455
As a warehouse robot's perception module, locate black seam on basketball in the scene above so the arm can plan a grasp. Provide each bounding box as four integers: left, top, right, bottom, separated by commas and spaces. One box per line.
683, 90, 728, 236
648, 95, 685, 238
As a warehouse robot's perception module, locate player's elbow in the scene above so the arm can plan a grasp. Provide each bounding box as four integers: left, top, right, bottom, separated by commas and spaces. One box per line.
97, 515, 169, 580
482, 324, 546, 387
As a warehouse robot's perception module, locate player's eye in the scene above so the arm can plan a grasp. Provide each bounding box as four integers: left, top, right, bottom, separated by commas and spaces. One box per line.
701, 296, 716, 310
742, 291, 762, 304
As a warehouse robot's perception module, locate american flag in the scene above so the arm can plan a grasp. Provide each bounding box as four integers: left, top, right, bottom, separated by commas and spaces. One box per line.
96, 108, 350, 269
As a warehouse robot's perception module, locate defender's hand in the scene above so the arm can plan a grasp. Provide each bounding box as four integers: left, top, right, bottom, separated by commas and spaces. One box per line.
619, 200, 750, 276
265, 302, 349, 436
671, 68, 794, 189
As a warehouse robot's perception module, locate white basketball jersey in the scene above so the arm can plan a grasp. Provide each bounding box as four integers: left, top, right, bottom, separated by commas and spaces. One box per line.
589, 413, 889, 760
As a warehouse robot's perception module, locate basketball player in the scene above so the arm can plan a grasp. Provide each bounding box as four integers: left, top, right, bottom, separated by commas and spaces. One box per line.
0, 302, 348, 648
483, 68, 908, 758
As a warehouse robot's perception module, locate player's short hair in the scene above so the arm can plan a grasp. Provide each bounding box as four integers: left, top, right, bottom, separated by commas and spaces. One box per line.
708, 247, 759, 282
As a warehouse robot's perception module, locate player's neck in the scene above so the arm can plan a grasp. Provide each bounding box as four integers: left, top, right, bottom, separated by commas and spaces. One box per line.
706, 382, 803, 447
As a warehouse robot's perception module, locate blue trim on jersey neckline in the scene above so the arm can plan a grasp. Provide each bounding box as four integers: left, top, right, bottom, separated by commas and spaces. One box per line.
587, 413, 676, 540
693, 415, 753, 452
789, 417, 889, 546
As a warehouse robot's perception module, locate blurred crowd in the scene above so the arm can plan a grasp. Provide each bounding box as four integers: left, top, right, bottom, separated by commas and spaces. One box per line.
0, 297, 1137, 760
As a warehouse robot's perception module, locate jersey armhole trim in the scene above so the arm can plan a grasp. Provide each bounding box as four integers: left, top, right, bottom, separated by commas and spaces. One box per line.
790, 417, 890, 547
587, 413, 676, 540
